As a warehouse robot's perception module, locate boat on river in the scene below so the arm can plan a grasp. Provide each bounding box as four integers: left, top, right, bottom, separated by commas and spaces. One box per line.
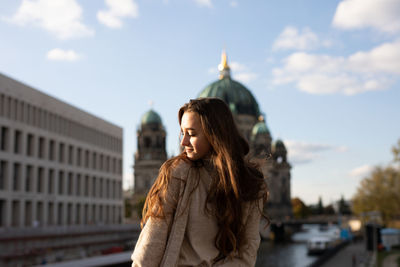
307, 236, 336, 254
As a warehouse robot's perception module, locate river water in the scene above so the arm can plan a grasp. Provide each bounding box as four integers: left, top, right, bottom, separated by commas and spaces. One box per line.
255, 224, 340, 267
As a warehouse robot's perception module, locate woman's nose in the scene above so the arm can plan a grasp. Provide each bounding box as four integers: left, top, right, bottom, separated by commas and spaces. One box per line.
180, 134, 189, 146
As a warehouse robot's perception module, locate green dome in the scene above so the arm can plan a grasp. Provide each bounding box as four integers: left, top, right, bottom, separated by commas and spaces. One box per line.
141, 109, 162, 125
272, 139, 287, 159
272, 139, 286, 150
252, 121, 270, 136
198, 77, 261, 117
274, 139, 285, 147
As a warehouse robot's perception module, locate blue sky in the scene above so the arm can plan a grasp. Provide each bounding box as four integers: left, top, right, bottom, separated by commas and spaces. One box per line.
1, 0, 400, 205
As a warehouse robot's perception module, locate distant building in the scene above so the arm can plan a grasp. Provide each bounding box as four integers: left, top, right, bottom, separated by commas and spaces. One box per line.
134, 110, 167, 195
0, 73, 131, 266
133, 52, 292, 221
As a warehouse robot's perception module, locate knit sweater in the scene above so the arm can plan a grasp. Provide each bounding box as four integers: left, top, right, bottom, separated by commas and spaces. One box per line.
131, 159, 262, 267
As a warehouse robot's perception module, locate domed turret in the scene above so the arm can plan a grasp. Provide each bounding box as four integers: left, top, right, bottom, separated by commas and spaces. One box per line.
141, 109, 162, 126
250, 117, 272, 157
272, 139, 287, 163
136, 108, 166, 160
251, 120, 270, 137
134, 108, 167, 194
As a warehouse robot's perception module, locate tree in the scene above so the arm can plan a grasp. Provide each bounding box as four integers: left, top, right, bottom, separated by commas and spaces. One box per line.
324, 204, 335, 215
352, 140, 400, 225
124, 198, 132, 218
392, 139, 400, 164
317, 196, 324, 215
134, 196, 146, 219
291, 197, 310, 219
338, 195, 352, 215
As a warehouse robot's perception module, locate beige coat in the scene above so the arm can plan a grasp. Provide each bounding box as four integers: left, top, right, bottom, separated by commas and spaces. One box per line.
131, 160, 262, 267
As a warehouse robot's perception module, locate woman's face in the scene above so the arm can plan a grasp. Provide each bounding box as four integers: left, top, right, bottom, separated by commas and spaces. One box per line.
180, 111, 211, 160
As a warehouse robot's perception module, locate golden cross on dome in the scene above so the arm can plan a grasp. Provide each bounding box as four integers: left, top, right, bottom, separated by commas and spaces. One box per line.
218, 49, 231, 79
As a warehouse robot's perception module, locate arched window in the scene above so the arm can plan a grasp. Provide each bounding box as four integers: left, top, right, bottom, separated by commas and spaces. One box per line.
144, 137, 151, 148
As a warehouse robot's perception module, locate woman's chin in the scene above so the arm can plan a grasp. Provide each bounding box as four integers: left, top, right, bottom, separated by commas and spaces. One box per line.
186, 152, 198, 160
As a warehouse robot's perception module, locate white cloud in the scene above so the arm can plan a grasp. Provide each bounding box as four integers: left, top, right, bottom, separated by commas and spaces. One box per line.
272, 26, 329, 51
285, 140, 346, 165
335, 146, 348, 153
332, 0, 400, 34
235, 73, 258, 84
194, 0, 212, 8
46, 48, 80, 61
349, 164, 374, 178
6, 0, 94, 40
348, 40, 400, 75
230, 1, 238, 8
97, 0, 139, 29
273, 39, 400, 95
229, 61, 247, 72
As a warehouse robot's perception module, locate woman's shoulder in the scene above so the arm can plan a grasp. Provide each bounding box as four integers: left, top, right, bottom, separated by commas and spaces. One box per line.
161, 155, 192, 179
171, 159, 192, 178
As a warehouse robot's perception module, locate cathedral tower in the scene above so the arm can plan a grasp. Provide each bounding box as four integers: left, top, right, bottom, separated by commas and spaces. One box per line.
268, 140, 292, 219
250, 117, 272, 158
133, 109, 167, 194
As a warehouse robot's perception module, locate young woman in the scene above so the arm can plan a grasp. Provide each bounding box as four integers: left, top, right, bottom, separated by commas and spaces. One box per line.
131, 98, 268, 266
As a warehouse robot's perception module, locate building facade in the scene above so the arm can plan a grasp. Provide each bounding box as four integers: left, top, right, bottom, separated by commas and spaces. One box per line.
0, 73, 129, 265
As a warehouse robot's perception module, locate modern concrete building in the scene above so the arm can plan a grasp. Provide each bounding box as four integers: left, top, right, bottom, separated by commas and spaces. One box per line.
0, 73, 131, 266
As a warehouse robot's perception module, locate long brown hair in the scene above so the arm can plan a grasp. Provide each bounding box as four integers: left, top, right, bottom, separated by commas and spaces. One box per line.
142, 97, 268, 261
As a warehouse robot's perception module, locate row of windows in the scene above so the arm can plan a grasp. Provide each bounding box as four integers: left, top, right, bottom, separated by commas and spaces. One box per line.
0, 199, 122, 227
0, 160, 122, 199
0, 93, 122, 153
0, 126, 122, 174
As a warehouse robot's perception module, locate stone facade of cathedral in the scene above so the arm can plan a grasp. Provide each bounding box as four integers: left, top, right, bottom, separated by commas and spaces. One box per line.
134, 52, 292, 221
134, 110, 167, 195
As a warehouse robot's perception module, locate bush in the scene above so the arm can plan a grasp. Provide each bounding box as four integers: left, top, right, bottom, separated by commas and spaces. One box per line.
134, 197, 146, 219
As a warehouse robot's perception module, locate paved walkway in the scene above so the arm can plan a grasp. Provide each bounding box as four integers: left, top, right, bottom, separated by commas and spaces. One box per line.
321, 241, 372, 267
382, 253, 400, 267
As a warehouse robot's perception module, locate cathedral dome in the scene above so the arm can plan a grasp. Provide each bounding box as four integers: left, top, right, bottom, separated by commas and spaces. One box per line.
273, 139, 286, 148
198, 51, 261, 117
272, 139, 287, 158
141, 109, 162, 125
